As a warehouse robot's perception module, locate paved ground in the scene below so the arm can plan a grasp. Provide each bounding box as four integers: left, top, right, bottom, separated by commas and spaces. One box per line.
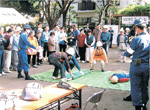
0, 45, 149, 110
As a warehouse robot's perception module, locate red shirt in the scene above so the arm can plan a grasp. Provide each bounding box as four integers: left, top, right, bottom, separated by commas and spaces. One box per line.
78, 34, 86, 47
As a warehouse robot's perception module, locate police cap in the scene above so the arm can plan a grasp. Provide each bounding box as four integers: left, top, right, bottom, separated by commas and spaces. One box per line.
134, 19, 146, 27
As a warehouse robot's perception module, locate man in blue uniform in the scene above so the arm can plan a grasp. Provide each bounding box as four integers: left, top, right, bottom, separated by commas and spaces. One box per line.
0, 27, 6, 77
124, 19, 150, 110
17, 25, 37, 80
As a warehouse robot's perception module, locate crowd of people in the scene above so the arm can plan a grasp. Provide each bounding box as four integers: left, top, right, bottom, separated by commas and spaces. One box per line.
0, 19, 150, 110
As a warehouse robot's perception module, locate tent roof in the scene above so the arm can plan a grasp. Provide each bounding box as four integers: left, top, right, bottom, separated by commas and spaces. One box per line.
0, 7, 29, 25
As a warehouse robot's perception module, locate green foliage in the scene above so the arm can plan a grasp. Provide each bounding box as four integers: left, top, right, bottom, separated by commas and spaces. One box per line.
117, 4, 150, 16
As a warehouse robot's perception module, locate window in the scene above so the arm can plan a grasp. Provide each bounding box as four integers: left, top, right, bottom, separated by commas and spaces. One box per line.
78, 0, 96, 10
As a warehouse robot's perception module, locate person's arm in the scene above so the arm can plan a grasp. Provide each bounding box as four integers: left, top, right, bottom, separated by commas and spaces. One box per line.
124, 38, 137, 57
91, 36, 95, 47
117, 35, 119, 47
84, 37, 88, 47
22, 34, 36, 49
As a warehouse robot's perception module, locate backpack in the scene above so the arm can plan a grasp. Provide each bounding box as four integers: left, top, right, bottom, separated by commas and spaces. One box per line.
22, 82, 42, 101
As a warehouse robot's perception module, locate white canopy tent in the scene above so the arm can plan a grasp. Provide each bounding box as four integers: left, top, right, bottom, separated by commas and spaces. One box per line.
0, 7, 29, 25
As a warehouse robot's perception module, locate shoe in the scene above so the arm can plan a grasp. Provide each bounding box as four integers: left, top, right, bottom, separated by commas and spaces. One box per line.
135, 106, 142, 110
61, 78, 67, 82
90, 69, 94, 72
53, 76, 61, 80
77, 57, 80, 60
86, 61, 89, 63
101, 69, 105, 72
2, 72, 6, 76
32, 65, 38, 68
123, 94, 132, 101
13, 68, 17, 71
40, 62, 43, 64
17, 71, 24, 78
24, 72, 35, 80
37, 63, 41, 66
5, 71, 11, 73
78, 60, 81, 63
0, 74, 2, 77
81, 61, 85, 63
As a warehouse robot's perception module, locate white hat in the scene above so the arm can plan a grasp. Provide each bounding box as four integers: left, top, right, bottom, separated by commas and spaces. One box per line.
96, 41, 103, 47
125, 28, 130, 31
111, 76, 118, 84
16, 26, 22, 31
120, 28, 124, 32
103, 25, 108, 29
66, 47, 75, 56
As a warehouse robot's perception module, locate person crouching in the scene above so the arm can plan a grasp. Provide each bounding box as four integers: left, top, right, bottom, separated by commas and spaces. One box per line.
89, 41, 108, 72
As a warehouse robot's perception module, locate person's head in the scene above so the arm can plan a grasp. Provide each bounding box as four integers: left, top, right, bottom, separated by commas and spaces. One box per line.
110, 26, 112, 30
0, 26, 4, 35
86, 24, 89, 28
87, 29, 92, 36
24, 24, 31, 34
50, 32, 55, 37
134, 19, 146, 35
60, 27, 65, 33
54, 25, 59, 31
111, 76, 119, 84
15, 26, 22, 34
7, 28, 14, 36
11, 25, 15, 30
96, 24, 100, 30
80, 29, 84, 34
45, 25, 49, 32
37, 22, 42, 29
70, 26, 74, 32
120, 28, 124, 35
73, 24, 77, 30
103, 26, 108, 33
68, 21, 72, 26
36, 31, 42, 38
66, 47, 75, 56
29, 30, 35, 38
125, 28, 130, 33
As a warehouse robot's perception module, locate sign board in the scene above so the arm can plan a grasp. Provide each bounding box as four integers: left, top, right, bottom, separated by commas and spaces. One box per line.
122, 16, 149, 24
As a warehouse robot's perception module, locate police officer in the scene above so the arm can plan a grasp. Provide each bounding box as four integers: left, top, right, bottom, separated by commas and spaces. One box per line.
17, 25, 37, 80
0, 27, 6, 76
124, 19, 150, 110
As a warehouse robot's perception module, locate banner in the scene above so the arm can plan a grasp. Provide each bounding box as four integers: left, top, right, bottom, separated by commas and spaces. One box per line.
122, 16, 149, 24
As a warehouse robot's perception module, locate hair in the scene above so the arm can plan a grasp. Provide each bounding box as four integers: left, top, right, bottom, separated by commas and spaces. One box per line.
73, 24, 77, 28
136, 24, 145, 31
29, 30, 35, 35
7, 28, 14, 33
87, 29, 92, 33
70, 26, 73, 29
80, 29, 83, 32
38, 22, 42, 25
45, 25, 49, 28
61, 27, 65, 30
50, 32, 55, 36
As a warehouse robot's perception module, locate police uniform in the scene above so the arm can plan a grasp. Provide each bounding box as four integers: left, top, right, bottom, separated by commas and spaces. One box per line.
17, 25, 36, 80
124, 20, 150, 109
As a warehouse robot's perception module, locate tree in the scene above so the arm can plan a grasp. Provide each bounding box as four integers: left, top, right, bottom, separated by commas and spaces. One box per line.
116, 4, 150, 16
93, 0, 120, 25
41, 0, 74, 30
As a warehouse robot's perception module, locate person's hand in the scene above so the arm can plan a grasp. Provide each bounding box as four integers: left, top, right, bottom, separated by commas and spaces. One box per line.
103, 42, 106, 45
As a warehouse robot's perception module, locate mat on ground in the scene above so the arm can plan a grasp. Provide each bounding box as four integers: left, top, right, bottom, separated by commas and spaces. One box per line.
32, 70, 130, 91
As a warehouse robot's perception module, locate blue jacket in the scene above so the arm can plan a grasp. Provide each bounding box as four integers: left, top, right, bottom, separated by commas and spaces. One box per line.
67, 32, 77, 46
74, 29, 80, 38
117, 34, 128, 47
86, 35, 94, 46
0, 35, 6, 49
12, 34, 20, 51
19, 31, 36, 50
41, 31, 50, 44
100, 32, 111, 43
124, 32, 150, 63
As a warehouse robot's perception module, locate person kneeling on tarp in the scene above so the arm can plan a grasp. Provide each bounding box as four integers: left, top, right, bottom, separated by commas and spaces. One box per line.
48, 51, 74, 82
89, 41, 108, 72
64, 48, 84, 76
110, 72, 130, 84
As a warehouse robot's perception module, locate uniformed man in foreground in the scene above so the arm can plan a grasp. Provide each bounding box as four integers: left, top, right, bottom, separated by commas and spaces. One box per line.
124, 19, 150, 110
17, 25, 38, 80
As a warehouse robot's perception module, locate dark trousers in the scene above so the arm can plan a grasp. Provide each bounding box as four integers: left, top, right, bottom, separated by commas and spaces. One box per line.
49, 54, 65, 78
0, 49, 5, 73
79, 46, 86, 61
43, 42, 49, 58
59, 44, 67, 52
37, 52, 42, 64
109, 36, 113, 48
28, 55, 36, 65
102, 43, 109, 54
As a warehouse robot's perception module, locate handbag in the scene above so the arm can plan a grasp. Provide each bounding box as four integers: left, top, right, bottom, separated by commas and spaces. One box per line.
22, 82, 43, 101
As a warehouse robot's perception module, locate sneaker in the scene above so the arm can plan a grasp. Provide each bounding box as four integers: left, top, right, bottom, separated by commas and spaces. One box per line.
86, 61, 89, 63
40, 62, 43, 64
2, 72, 6, 76
81, 61, 85, 63
90, 69, 94, 72
61, 78, 67, 82
32, 65, 38, 68
78, 60, 81, 63
53, 76, 61, 80
101, 69, 105, 72
0, 74, 2, 77
37, 63, 41, 66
